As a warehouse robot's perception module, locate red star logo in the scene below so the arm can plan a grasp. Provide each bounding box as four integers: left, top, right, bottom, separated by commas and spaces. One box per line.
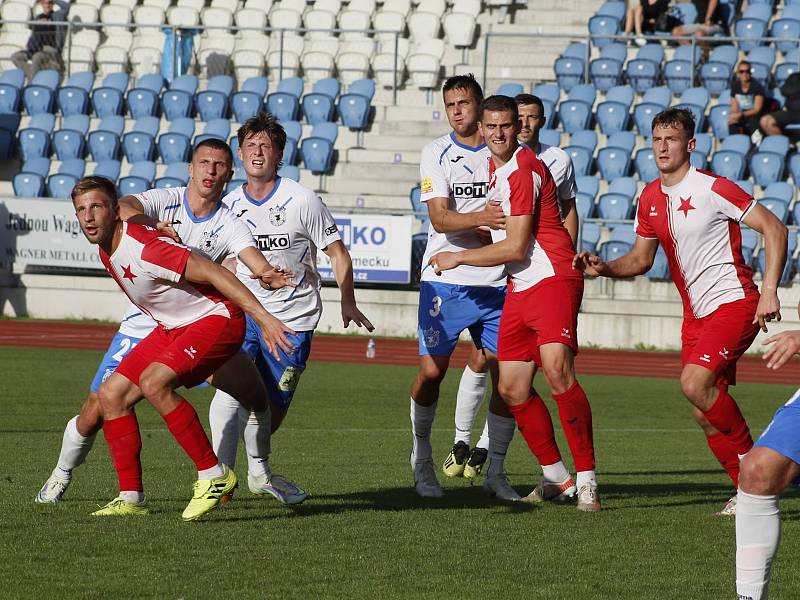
677, 196, 695, 217
121, 264, 137, 283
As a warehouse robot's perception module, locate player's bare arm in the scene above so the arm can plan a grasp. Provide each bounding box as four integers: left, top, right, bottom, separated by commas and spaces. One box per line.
562, 198, 578, 246
182, 252, 296, 358
430, 213, 532, 274
742, 203, 788, 332
573, 236, 659, 278
323, 240, 375, 331
426, 196, 506, 233
118, 194, 181, 242
237, 246, 296, 290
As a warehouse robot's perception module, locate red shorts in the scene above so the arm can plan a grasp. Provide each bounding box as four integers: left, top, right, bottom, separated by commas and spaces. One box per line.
497, 277, 584, 363
681, 295, 760, 386
116, 310, 245, 389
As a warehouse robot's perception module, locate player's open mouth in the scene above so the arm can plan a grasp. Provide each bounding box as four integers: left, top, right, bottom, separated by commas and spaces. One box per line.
252, 160, 264, 167
202, 179, 214, 187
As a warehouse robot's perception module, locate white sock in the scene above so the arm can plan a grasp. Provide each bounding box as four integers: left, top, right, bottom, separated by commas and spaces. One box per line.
209, 389, 241, 468
120, 490, 145, 503
475, 420, 490, 450
55, 415, 96, 475
240, 407, 271, 479
736, 489, 781, 600
576, 470, 597, 489
410, 398, 436, 463
486, 412, 515, 476
542, 461, 570, 483
454, 366, 488, 444
198, 463, 224, 480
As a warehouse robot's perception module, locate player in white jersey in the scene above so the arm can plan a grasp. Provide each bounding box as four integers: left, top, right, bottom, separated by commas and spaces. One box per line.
736, 307, 800, 600
35, 140, 297, 506
410, 74, 522, 501
443, 93, 581, 482
207, 112, 373, 500
574, 108, 787, 516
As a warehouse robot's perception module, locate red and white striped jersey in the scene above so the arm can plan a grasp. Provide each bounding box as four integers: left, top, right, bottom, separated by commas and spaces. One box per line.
635, 167, 758, 318
488, 145, 581, 292
100, 222, 234, 330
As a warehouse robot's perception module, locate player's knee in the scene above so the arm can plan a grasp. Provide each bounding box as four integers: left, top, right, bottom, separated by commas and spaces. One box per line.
679, 373, 712, 405
497, 379, 525, 405
418, 361, 446, 383
77, 393, 103, 435
467, 350, 488, 372
738, 452, 779, 495
138, 370, 170, 402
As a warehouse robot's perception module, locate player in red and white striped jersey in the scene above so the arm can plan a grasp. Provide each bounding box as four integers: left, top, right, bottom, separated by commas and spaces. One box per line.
574, 108, 788, 516
72, 175, 294, 521
430, 95, 600, 511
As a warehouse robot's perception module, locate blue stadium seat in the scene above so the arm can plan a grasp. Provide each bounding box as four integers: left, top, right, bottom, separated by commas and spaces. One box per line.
759, 240, 796, 284
597, 193, 633, 220
410, 184, 423, 215
607, 131, 636, 153
348, 79, 375, 101
21, 156, 51, 178
59, 158, 85, 179
56, 71, 94, 116
633, 103, 661, 138
576, 192, 595, 218
562, 41, 588, 60
708, 104, 731, 140
600, 42, 627, 64
539, 128, 561, 147
169, 117, 196, 139
580, 222, 601, 253
626, 59, 659, 94
13, 172, 45, 197
267, 92, 300, 121
284, 137, 298, 165
229, 135, 242, 167
609, 176, 637, 199
0, 69, 25, 89
635, 148, 658, 181
673, 103, 704, 132
742, 4, 772, 23
122, 132, 155, 163
534, 82, 560, 106
18, 114, 55, 159
554, 57, 584, 93
277, 77, 304, 98
87, 116, 124, 162
283, 120, 302, 142
278, 164, 300, 181
52, 114, 89, 160
596, 1, 625, 22
91, 73, 129, 118
564, 145, 592, 176
596, 146, 630, 180
0, 127, 12, 159
302, 93, 336, 124
663, 60, 693, 95
599, 240, 632, 262
576, 175, 599, 200
741, 226, 758, 265
721, 134, 752, 156
161, 91, 193, 121
589, 57, 621, 92
558, 100, 592, 133
155, 162, 189, 188
195, 75, 234, 122
735, 19, 767, 52
118, 176, 150, 196
761, 198, 790, 223
646, 247, 670, 280
588, 14, 619, 48
496, 82, 524, 97
92, 159, 121, 181
300, 122, 338, 173
748, 46, 777, 71
569, 83, 596, 104
691, 133, 712, 169
708, 45, 739, 69
608, 223, 636, 244
774, 63, 798, 88
764, 181, 794, 203
711, 150, 746, 179
339, 92, 371, 130
225, 179, 245, 194
570, 129, 598, 152
194, 118, 230, 144
48, 168, 82, 198
680, 86, 710, 109
158, 132, 192, 164
645, 86, 672, 107
23, 84, 56, 115
0, 84, 21, 114
674, 0, 698, 24
750, 151, 785, 187
760, 135, 791, 155
127, 73, 164, 118
771, 18, 800, 53
129, 161, 156, 182
231, 76, 268, 123
700, 62, 733, 97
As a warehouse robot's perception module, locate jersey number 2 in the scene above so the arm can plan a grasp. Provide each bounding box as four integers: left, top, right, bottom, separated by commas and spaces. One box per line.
112, 338, 137, 362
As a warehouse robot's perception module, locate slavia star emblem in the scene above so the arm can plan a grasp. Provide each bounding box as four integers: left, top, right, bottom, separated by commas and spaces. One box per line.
121, 264, 137, 283
677, 196, 695, 217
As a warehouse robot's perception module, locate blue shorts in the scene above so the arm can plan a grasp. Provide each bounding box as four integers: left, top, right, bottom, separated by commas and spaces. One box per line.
754, 388, 800, 465
90, 331, 142, 393
241, 314, 313, 411
417, 281, 505, 357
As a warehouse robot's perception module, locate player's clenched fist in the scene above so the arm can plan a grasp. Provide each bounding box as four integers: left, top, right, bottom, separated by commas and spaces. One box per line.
572, 252, 607, 278
428, 251, 460, 275
481, 201, 506, 230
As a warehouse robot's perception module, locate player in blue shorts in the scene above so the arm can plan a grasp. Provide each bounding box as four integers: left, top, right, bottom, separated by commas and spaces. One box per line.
736, 316, 800, 600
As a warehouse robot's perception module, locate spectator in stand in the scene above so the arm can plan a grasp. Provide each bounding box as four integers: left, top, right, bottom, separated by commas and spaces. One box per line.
624, 0, 681, 47
728, 61, 766, 137
758, 72, 800, 144
11, 0, 71, 81
672, 0, 724, 45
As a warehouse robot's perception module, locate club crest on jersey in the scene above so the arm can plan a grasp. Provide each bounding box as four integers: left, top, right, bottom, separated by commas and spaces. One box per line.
719, 347, 730, 360
269, 205, 287, 226
423, 327, 440, 348
198, 230, 219, 255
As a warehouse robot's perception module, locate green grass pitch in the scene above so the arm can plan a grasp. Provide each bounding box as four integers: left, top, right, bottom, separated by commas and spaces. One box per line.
1, 345, 798, 599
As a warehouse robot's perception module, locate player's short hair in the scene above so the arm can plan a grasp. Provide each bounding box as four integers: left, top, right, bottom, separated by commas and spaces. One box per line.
442, 74, 483, 104
652, 108, 696, 138
237, 111, 287, 154
70, 176, 118, 208
514, 93, 545, 115
191, 137, 234, 166
479, 95, 519, 122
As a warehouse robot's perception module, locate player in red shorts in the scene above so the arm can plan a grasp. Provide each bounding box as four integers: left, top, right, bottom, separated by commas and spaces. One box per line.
71, 176, 294, 521
429, 95, 600, 512
574, 107, 788, 516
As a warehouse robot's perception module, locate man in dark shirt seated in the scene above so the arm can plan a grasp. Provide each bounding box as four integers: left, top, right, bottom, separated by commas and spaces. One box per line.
728, 61, 766, 137
759, 72, 800, 143
11, 0, 71, 81
672, 0, 724, 45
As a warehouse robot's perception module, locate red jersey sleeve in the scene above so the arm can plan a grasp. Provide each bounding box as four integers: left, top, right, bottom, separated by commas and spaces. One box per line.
710, 177, 755, 221
634, 185, 658, 239
140, 236, 191, 283
507, 168, 536, 216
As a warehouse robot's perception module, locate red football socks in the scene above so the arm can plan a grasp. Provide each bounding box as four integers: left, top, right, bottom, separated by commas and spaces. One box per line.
162, 399, 218, 471
102, 412, 143, 493
706, 432, 742, 487
552, 381, 596, 472
509, 391, 563, 466
702, 388, 754, 457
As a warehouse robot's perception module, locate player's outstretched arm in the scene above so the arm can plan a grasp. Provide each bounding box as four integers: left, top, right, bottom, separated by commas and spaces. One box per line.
238, 246, 296, 290
118, 194, 181, 241
561, 197, 579, 247
183, 252, 296, 358
573, 236, 658, 279
323, 240, 375, 331
743, 203, 788, 332
430, 213, 532, 274
426, 197, 506, 233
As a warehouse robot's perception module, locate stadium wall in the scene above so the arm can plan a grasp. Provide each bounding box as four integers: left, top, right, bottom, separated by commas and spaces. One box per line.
3, 273, 799, 353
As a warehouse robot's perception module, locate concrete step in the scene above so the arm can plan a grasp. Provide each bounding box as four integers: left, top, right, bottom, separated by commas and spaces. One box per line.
361, 133, 431, 152
376, 119, 450, 138
318, 173, 417, 197
339, 161, 419, 182
345, 147, 422, 165
322, 192, 413, 212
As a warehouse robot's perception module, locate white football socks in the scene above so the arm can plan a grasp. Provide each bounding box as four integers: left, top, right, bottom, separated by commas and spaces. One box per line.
475, 420, 490, 451
209, 389, 241, 468
55, 415, 96, 476
453, 366, 488, 445
576, 470, 597, 489
486, 412, 515, 476
542, 461, 571, 484
197, 464, 225, 480
736, 489, 781, 600
410, 398, 436, 463
240, 406, 272, 479
119, 491, 145, 503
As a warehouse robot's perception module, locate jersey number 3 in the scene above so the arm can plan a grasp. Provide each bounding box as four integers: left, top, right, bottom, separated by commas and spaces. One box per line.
429, 296, 442, 318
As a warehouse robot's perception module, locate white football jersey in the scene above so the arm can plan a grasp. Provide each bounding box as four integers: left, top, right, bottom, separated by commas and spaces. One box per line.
117, 187, 256, 338
537, 142, 578, 218
224, 178, 341, 330
418, 132, 506, 287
